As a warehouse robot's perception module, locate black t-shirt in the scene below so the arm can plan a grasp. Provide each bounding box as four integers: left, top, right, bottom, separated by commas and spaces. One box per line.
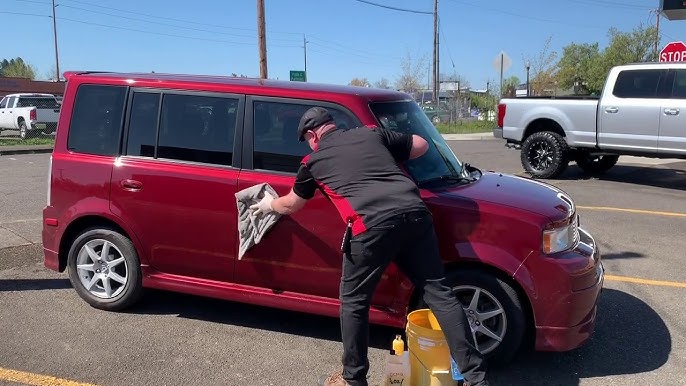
293, 126, 428, 236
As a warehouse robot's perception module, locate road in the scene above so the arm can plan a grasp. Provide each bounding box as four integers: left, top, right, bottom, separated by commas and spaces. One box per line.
0, 139, 685, 386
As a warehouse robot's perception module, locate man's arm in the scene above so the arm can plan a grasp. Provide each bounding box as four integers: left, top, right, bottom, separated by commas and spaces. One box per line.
249, 164, 317, 216
270, 190, 308, 215
409, 135, 429, 159
377, 127, 429, 161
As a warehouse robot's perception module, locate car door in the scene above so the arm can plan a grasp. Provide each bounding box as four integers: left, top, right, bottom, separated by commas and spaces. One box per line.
0, 97, 8, 128
234, 96, 398, 307
598, 69, 668, 152
109, 89, 244, 283
659, 69, 686, 155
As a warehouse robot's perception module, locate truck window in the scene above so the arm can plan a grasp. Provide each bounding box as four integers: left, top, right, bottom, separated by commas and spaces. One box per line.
0, 98, 6, 109
672, 70, 686, 99
17, 97, 60, 109
67, 85, 127, 156
7, 97, 16, 108
156, 93, 238, 166
612, 69, 666, 99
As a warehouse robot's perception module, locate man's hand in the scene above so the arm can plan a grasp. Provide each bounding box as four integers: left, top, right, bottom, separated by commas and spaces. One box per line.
249, 193, 275, 216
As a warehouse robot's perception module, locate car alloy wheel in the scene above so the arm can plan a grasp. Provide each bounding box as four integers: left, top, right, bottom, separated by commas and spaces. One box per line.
453, 285, 508, 355
76, 239, 128, 299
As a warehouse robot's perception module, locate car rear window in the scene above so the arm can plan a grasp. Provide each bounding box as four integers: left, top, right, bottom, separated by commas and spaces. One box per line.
67, 84, 127, 156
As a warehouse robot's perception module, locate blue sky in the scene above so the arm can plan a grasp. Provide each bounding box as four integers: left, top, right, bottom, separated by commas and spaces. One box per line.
2, 0, 684, 90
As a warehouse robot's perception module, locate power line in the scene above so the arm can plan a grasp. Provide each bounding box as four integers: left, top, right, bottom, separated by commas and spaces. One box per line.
350, 0, 432, 15
0, 10, 50, 18
566, 0, 650, 10
56, 4, 301, 42
438, 15, 455, 70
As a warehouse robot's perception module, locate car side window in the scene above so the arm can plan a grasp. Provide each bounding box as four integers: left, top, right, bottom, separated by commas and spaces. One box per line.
7, 97, 16, 108
252, 100, 358, 173
67, 85, 127, 156
156, 93, 238, 166
0, 98, 6, 109
671, 70, 686, 99
126, 92, 160, 158
612, 70, 666, 99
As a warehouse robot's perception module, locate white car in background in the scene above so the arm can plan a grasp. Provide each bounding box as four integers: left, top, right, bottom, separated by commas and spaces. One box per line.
0, 93, 61, 139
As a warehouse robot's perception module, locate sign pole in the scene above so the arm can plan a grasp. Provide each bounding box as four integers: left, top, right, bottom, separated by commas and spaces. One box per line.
499, 53, 504, 100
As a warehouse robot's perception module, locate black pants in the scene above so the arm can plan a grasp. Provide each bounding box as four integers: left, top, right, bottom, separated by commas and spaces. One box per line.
339, 210, 488, 386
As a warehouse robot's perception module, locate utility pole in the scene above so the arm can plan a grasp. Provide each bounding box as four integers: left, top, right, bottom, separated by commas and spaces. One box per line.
51, 0, 60, 81
432, 0, 438, 105
257, 0, 268, 79
303, 34, 308, 82
654, 8, 661, 60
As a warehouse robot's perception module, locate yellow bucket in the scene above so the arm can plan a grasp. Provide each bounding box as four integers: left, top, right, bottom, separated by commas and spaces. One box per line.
405, 309, 452, 373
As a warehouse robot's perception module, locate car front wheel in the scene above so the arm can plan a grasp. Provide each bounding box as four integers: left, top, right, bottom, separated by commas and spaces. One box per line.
67, 227, 143, 311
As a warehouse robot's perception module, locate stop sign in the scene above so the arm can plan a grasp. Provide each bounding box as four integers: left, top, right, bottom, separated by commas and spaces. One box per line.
660, 41, 686, 62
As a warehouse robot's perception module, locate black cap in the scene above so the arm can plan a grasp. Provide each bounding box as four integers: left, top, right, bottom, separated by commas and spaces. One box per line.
297, 107, 334, 142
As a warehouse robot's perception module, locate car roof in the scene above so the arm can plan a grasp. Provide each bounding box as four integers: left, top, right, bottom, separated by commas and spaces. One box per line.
64, 71, 413, 102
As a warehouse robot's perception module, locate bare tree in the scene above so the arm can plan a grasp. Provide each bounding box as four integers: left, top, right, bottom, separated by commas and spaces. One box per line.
524, 36, 558, 96
374, 78, 391, 89
349, 77, 371, 87
395, 51, 428, 95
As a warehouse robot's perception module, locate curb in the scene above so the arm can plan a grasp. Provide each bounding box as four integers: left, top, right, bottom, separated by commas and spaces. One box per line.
0, 145, 54, 156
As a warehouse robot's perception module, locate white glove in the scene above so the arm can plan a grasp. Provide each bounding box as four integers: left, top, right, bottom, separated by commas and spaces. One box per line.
249, 193, 275, 216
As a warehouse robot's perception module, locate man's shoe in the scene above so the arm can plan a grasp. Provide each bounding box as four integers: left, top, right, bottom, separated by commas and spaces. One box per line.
317, 370, 351, 386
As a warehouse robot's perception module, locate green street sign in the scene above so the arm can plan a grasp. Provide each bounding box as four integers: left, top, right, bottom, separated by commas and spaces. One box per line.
290, 70, 306, 82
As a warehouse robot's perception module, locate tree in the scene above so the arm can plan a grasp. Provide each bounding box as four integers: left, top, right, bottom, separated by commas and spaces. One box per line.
502, 76, 521, 98
374, 78, 391, 89
0, 57, 37, 79
349, 77, 371, 87
524, 36, 558, 96
556, 43, 601, 94
395, 51, 428, 95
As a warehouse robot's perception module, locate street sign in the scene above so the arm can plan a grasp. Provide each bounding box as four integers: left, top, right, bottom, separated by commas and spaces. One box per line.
660, 41, 686, 62
290, 70, 306, 82
493, 51, 512, 73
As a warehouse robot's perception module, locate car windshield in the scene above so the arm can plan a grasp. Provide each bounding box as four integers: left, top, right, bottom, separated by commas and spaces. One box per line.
369, 100, 467, 184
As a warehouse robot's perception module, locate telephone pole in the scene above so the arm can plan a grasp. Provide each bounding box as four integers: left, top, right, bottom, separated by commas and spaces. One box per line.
257, 0, 268, 79
432, 0, 438, 104
303, 34, 308, 82
52, 0, 60, 81
654, 8, 661, 59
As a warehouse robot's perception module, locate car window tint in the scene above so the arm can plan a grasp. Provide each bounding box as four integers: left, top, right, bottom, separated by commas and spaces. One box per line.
126, 92, 160, 158
17, 97, 60, 109
67, 85, 127, 156
253, 101, 357, 173
672, 70, 686, 99
157, 93, 237, 166
612, 70, 666, 98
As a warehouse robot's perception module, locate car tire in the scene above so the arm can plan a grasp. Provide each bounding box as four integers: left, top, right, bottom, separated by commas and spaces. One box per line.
18, 120, 27, 140
520, 131, 569, 179
576, 153, 619, 174
66, 227, 143, 311
416, 269, 526, 365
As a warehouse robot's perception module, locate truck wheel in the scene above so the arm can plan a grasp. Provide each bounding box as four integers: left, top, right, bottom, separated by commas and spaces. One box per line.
18, 120, 27, 140
66, 227, 143, 311
576, 153, 619, 174
520, 131, 569, 179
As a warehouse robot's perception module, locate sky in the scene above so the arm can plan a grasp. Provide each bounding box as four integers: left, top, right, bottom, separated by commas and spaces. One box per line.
2, 0, 684, 90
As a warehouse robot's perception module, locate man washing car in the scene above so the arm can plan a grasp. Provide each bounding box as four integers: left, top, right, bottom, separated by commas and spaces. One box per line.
249, 106, 489, 386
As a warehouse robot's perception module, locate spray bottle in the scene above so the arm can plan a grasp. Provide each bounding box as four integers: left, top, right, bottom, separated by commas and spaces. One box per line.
384, 335, 410, 386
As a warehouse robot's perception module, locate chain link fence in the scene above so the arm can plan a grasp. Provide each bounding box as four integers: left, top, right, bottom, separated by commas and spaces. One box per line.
0, 94, 59, 145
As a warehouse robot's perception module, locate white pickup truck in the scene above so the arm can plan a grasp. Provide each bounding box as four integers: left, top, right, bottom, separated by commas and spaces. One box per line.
0, 93, 61, 140
495, 62, 686, 178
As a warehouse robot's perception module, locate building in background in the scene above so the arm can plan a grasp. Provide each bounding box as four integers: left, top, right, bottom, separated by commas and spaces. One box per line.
0, 77, 66, 99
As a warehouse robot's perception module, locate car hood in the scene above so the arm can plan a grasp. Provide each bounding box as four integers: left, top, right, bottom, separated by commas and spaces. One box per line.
429, 172, 575, 222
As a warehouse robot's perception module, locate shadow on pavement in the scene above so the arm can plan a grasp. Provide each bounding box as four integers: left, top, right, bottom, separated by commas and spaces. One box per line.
131, 289, 397, 350
0, 278, 72, 291
600, 251, 645, 260
489, 288, 671, 385
557, 163, 686, 192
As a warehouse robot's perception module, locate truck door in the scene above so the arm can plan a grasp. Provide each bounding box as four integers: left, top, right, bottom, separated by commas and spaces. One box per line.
0, 97, 8, 129
598, 69, 668, 152
659, 69, 686, 156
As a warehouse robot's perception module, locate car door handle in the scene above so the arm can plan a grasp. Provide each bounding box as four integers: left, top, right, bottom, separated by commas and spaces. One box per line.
605, 107, 619, 114
664, 108, 680, 116
120, 179, 143, 191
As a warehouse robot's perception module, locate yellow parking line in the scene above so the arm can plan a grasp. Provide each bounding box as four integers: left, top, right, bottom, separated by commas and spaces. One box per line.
605, 274, 686, 289
0, 367, 96, 386
577, 206, 686, 218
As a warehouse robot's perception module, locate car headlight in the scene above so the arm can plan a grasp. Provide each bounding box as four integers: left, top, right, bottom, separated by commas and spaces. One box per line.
542, 215, 579, 254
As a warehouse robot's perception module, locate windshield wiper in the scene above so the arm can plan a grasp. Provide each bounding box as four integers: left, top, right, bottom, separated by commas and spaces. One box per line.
417, 174, 476, 187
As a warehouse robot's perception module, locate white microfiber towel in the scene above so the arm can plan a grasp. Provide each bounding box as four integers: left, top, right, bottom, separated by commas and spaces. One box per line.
235, 183, 282, 260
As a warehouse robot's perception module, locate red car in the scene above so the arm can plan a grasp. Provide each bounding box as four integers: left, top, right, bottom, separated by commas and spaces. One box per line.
42, 71, 604, 364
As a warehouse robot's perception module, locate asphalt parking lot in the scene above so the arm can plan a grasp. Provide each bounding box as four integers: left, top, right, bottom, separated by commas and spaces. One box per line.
1, 137, 685, 386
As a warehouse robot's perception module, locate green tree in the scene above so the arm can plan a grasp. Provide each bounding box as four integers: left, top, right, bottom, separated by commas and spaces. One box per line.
524, 36, 558, 96
0, 57, 37, 79
556, 43, 601, 94
502, 76, 521, 98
